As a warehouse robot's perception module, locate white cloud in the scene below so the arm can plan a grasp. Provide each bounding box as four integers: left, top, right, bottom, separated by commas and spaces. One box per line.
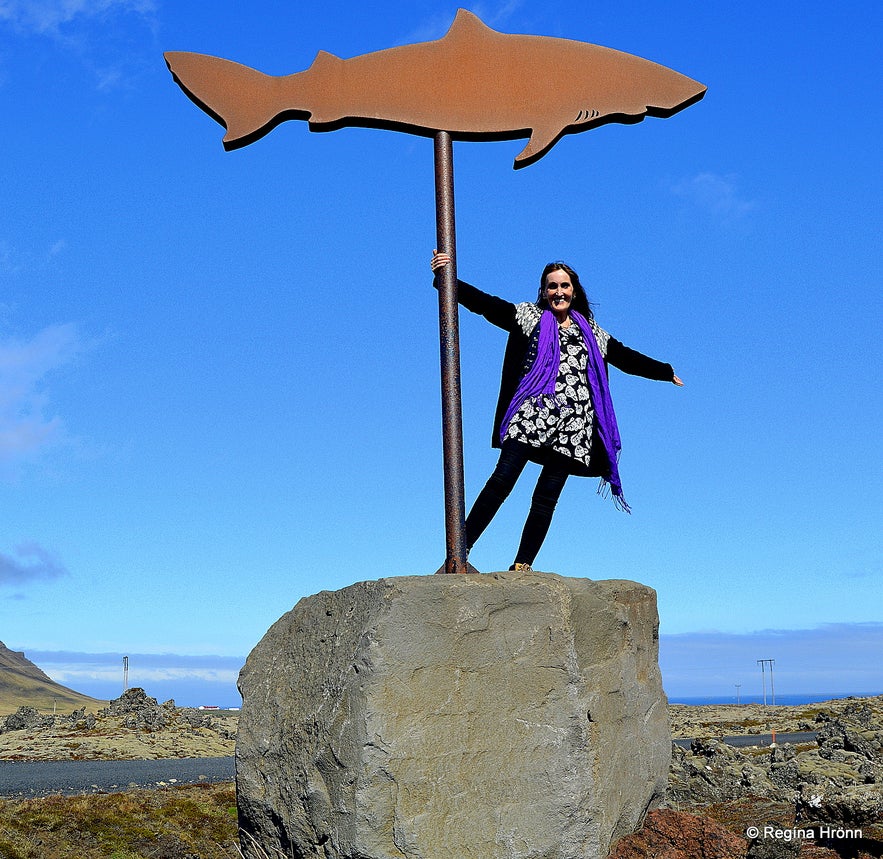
671, 171, 756, 219
48, 664, 241, 685
8, 649, 244, 706
0, 239, 67, 276
0, 0, 156, 36
0, 541, 68, 585
471, 0, 525, 28
0, 322, 82, 464
403, 2, 525, 46
30, 650, 244, 678
0, 0, 158, 91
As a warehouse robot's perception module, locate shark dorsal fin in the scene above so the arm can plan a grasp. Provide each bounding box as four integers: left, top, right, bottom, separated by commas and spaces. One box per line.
443, 9, 497, 41
310, 49, 344, 71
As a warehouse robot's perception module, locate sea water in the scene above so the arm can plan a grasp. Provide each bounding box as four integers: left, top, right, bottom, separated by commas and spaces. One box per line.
667, 692, 880, 706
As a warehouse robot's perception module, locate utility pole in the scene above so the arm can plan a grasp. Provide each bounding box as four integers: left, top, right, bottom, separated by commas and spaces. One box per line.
757, 659, 766, 706
757, 658, 775, 706
123, 655, 129, 693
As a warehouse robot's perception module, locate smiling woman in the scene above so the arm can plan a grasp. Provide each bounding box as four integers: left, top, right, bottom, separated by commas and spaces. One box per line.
543, 267, 576, 323
431, 250, 683, 571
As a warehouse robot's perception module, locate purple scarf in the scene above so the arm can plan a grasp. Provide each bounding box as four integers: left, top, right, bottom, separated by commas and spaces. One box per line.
500, 308, 630, 512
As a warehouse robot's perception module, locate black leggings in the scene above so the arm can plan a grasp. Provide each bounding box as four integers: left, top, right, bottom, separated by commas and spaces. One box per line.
465, 441, 569, 566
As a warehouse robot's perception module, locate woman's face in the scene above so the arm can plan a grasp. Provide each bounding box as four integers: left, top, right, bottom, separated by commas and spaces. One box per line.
543, 269, 574, 317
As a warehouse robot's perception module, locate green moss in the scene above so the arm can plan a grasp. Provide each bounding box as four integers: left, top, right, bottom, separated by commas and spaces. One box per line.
0, 834, 29, 859
0, 783, 240, 859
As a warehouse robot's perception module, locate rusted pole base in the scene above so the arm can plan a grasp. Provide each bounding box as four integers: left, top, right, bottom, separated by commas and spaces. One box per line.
433, 131, 468, 574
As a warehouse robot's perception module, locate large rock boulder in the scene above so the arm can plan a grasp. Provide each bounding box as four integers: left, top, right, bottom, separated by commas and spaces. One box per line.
236, 571, 670, 859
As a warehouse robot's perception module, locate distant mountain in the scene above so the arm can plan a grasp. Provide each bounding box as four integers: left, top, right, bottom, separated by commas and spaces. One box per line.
0, 641, 106, 715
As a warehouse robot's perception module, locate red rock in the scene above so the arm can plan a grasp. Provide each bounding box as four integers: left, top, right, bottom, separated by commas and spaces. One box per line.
609, 808, 747, 859
797, 845, 841, 858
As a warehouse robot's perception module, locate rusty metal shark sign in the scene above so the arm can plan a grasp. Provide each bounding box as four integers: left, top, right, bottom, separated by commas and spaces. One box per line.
165, 10, 705, 574
165, 9, 705, 168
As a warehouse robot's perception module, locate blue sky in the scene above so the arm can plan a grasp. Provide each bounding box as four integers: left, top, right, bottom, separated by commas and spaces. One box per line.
1, 0, 880, 707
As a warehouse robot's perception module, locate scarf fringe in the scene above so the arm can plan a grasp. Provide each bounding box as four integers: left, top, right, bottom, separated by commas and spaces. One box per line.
597, 479, 632, 514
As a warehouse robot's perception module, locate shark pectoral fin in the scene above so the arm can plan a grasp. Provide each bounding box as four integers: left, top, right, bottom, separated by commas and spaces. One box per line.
165, 51, 287, 147
513, 124, 566, 167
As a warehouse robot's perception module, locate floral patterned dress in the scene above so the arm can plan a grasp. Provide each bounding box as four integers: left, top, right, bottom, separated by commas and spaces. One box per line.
502, 303, 610, 472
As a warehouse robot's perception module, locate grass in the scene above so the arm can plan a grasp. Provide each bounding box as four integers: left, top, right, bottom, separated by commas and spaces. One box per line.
0, 782, 240, 859
0, 678, 106, 718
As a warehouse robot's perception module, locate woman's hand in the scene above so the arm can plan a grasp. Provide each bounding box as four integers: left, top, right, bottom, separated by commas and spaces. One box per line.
431, 250, 451, 272
672, 373, 684, 386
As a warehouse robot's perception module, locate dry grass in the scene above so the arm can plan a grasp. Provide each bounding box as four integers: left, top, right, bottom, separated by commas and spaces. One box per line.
235, 832, 289, 858
0, 686, 105, 718
0, 710, 238, 761
668, 695, 883, 739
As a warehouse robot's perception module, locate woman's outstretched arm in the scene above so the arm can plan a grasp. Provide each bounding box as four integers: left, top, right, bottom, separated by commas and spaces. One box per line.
606, 337, 684, 385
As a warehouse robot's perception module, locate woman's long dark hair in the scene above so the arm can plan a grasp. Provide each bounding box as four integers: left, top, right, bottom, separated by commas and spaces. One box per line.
537, 261, 594, 320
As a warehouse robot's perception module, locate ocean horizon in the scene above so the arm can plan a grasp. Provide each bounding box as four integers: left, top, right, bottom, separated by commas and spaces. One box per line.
52, 679, 883, 711
667, 692, 881, 706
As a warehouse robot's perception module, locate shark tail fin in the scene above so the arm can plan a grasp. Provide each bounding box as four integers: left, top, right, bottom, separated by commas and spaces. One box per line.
165, 52, 289, 148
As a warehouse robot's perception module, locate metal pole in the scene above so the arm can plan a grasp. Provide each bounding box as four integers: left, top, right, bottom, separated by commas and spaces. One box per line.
433, 131, 467, 574
757, 659, 767, 707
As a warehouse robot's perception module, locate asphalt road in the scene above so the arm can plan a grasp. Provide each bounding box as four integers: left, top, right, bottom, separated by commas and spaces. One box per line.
0, 734, 819, 797
0, 756, 235, 798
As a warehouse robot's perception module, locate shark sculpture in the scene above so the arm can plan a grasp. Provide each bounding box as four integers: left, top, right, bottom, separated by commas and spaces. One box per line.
165, 9, 706, 168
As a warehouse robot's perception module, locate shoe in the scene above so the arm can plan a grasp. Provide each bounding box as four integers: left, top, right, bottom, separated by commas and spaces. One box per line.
509, 562, 534, 572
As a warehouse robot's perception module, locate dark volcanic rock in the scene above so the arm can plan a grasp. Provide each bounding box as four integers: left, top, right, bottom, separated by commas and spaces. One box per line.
817, 718, 878, 759
668, 700, 883, 813
745, 833, 801, 858
668, 740, 775, 806
99, 687, 169, 731
1, 705, 55, 732
797, 784, 883, 837
666, 699, 883, 858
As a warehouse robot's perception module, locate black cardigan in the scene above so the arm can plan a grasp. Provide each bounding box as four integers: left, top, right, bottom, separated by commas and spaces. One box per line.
451, 279, 675, 472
